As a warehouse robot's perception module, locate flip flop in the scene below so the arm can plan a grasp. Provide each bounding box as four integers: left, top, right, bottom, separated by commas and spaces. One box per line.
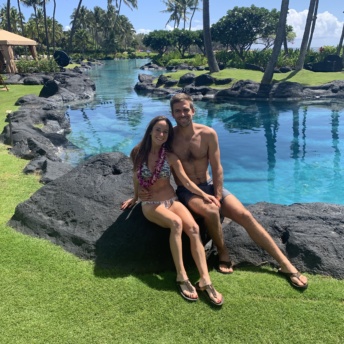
216, 260, 234, 274
176, 279, 198, 302
278, 269, 308, 290
195, 282, 224, 307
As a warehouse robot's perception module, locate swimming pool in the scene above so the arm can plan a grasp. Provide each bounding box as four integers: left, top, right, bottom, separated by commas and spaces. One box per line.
66, 59, 344, 205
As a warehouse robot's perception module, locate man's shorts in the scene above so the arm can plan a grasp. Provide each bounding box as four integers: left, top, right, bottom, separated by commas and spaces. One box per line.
176, 179, 231, 206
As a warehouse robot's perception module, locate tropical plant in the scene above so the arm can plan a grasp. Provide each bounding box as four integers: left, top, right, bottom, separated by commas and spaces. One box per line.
162, 0, 199, 30
171, 28, 197, 57
142, 30, 174, 55
211, 5, 294, 61
111, 0, 138, 28
0, 5, 21, 33
161, 0, 182, 29
21, 0, 42, 44
15, 57, 59, 72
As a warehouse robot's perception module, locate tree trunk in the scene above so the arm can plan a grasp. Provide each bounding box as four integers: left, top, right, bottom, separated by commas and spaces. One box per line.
52, 0, 56, 50
336, 23, 344, 56
43, 0, 50, 57
203, 0, 219, 73
307, 0, 319, 52
7, 0, 11, 31
17, 0, 25, 35
68, 0, 83, 53
283, 34, 289, 56
261, 0, 289, 84
295, 0, 316, 71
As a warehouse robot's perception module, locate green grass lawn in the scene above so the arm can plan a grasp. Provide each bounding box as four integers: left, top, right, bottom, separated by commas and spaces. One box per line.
1, 82, 344, 344
166, 68, 344, 88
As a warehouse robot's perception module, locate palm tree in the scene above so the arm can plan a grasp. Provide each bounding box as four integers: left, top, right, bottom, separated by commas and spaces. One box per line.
10, 6, 22, 33
116, 14, 135, 50
188, 0, 199, 30
68, 0, 83, 53
52, 0, 56, 50
203, 0, 219, 72
307, 0, 319, 52
162, 0, 182, 29
115, 0, 138, 14
21, 0, 42, 44
336, 21, 344, 56
42, 0, 50, 56
17, 0, 25, 35
1, 6, 22, 33
90, 6, 106, 50
295, 0, 317, 71
179, 0, 190, 29
112, 0, 137, 27
7, 0, 11, 31
261, 0, 289, 84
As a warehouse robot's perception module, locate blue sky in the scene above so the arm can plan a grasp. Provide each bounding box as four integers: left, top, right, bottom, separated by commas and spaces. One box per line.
3, 0, 344, 47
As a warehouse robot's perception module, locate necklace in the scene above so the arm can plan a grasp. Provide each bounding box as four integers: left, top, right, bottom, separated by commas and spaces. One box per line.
137, 146, 166, 188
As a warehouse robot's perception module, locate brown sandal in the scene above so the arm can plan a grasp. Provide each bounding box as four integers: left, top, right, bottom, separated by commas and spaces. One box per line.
216, 260, 234, 274
176, 279, 198, 302
278, 269, 308, 290
195, 282, 224, 306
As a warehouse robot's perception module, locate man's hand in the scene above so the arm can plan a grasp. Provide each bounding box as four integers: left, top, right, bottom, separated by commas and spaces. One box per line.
202, 194, 221, 207
138, 187, 152, 201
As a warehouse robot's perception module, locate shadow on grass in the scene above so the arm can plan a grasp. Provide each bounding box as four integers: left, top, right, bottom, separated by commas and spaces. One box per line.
274, 69, 302, 83
93, 203, 204, 293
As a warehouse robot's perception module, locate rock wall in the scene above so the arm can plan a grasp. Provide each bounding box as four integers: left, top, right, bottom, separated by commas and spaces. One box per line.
8, 152, 344, 278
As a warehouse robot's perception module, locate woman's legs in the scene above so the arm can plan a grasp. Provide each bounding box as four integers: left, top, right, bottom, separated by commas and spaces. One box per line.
142, 203, 197, 299
169, 201, 223, 304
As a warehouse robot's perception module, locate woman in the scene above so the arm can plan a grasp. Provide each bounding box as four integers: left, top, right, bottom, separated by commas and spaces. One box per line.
121, 116, 223, 306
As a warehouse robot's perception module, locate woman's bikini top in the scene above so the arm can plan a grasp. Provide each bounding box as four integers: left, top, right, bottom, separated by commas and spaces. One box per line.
140, 157, 171, 180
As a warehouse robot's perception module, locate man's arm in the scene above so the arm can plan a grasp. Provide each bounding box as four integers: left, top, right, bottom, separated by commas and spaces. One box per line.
208, 129, 224, 201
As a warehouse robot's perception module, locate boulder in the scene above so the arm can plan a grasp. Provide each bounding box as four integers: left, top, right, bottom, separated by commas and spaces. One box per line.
311, 55, 343, 72
39, 80, 59, 98
0, 70, 96, 180
138, 73, 155, 84
155, 74, 170, 87
8, 152, 344, 278
194, 74, 215, 86
225, 202, 344, 279
179, 72, 196, 86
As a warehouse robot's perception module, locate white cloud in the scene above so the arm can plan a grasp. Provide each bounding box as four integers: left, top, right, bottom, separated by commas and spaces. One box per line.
136, 29, 152, 34
136, 25, 174, 34
287, 9, 343, 47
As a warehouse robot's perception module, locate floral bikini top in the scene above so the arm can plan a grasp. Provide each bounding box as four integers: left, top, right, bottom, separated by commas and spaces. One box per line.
137, 147, 171, 188
140, 158, 170, 180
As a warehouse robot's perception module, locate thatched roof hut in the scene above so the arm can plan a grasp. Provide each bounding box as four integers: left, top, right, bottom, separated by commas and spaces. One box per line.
0, 29, 37, 73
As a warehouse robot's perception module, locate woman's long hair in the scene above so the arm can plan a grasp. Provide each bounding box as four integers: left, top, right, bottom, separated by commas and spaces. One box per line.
131, 116, 174, 171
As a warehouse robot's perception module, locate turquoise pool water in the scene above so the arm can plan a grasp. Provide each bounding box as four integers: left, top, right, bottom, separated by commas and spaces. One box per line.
66, 60, 344, 206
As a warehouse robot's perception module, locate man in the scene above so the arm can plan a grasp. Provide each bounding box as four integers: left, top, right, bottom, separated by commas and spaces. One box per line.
168, 92, 308, 289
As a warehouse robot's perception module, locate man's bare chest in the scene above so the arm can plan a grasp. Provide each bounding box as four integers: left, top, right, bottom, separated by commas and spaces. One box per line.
173, 139, 208, 162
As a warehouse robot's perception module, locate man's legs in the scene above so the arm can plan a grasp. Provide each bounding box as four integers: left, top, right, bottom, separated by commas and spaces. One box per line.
221, 194, 308, 287
187, 197, 233, 274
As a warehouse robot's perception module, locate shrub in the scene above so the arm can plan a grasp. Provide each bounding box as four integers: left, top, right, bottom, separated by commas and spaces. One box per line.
16, 58, 60, 73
